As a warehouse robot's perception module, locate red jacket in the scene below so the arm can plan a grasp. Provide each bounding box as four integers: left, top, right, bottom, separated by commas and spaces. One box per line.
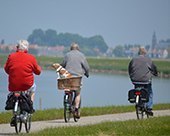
4, 51, 41, 91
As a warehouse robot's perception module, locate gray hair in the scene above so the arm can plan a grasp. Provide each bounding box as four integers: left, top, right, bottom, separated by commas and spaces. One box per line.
138, 46, 147, 55
70, 43, 80, 50
16, 40, 29, 51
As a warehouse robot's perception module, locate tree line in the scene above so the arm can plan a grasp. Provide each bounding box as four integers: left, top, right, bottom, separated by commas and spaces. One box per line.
27, 29, 108, 56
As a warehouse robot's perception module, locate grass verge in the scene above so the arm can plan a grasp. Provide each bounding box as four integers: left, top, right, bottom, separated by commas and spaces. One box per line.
28, 116, 170, 136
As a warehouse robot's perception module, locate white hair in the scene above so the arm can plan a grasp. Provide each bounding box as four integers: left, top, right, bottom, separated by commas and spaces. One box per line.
17, 40, 29, 51
70, 42, 80, 50
138, 46, 147, 55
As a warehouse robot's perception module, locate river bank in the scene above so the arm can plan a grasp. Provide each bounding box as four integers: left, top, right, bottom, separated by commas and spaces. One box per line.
90, 69, 170, 78
1, 54, 170, 78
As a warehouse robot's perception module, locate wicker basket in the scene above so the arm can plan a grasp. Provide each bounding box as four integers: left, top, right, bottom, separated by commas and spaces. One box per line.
57, 76, 82, 90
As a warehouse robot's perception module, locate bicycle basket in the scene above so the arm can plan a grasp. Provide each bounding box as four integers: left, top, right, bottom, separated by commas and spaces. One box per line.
57, 76, 82, 90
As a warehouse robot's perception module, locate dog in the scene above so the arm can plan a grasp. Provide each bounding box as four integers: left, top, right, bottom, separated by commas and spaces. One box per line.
51, 63, 73, 78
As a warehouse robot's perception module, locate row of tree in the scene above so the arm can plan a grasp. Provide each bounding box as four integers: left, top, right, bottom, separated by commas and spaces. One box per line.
27, 29, 108, 56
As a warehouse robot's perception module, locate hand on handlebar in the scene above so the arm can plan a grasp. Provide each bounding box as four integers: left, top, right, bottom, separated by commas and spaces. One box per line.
84, 73, 89, 78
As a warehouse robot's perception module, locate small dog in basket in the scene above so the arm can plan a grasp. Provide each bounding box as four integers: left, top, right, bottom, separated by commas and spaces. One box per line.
51, 63, 73, 78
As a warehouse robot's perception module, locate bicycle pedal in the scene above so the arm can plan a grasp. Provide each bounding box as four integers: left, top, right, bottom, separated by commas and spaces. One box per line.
10, 123, 16, 127
148, 112, 154, 116
75, 116, 80, 119
74, 114, 80, 119
146, 110, 154, 116
74, 110, 80, 119
10, 119, 16, 127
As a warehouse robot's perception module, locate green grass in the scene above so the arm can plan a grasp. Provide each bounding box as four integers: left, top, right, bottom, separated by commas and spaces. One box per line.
1, 104, 170, 135
36, 56, 63, 69
88, 57, 130, 71
26, 116, 170, 136
1, 54, 170, 76
153, 59, 170, 75
0, 103, 170, 124
0, 54, 8, 67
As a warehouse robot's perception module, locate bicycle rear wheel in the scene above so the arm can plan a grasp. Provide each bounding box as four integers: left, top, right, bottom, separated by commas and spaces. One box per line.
64, 104, 71, 122
145, 107, 150, 119
14, 115, 22, 134
14, 104, 22, 134
135, 105, 144, 119
25, 114, 31, 133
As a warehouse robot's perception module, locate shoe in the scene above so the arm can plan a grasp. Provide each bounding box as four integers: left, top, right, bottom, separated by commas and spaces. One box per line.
147, 108, 154, 116
30, 108, 35, 114
10, 117, 16, 127
74, 108, 80, 119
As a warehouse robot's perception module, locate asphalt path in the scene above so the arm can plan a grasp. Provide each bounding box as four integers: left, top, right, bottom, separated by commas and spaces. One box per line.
0, 110, 170, 135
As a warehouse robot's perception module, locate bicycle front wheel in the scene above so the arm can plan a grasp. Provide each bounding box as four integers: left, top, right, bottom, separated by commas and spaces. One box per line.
25, 114, 31, 133
135, 105, 144, 119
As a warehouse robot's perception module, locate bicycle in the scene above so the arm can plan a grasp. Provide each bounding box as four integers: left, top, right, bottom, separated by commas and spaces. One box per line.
5, 91, 32, 134
57, 76, 82, 123
63, 90, 81, 122
128, 84, 151, 120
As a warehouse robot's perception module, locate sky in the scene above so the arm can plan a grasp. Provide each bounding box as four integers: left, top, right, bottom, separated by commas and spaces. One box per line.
0, 0, 170, 47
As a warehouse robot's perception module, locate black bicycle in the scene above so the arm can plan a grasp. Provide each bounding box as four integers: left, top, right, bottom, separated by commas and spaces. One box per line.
57, 76, 82, 123
6, 92, 32, 134
128, 85, 151, 119
63, 90, 80, 123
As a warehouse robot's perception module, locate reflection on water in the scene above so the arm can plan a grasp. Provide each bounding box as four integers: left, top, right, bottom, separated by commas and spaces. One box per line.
0, 68, 170, 112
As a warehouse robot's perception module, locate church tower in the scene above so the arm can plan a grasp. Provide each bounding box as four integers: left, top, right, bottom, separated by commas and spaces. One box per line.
152, 31, 157, 51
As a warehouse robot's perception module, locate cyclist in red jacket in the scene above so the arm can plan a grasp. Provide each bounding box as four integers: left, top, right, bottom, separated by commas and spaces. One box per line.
4, 40, 41, 109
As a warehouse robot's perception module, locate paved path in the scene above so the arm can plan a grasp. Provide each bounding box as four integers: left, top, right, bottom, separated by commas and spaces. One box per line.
0, 110, 170, 135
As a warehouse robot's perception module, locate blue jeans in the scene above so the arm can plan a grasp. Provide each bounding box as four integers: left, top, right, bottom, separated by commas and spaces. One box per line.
134, 83, 153, 109
146, 83, 153, 109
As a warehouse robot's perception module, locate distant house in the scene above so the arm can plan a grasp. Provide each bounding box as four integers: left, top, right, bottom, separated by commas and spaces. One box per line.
37, 45, 65, 56
150, 32, 170, 58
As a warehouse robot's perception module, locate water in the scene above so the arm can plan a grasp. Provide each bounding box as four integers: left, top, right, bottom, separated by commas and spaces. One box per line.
0, 68, 170, 112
